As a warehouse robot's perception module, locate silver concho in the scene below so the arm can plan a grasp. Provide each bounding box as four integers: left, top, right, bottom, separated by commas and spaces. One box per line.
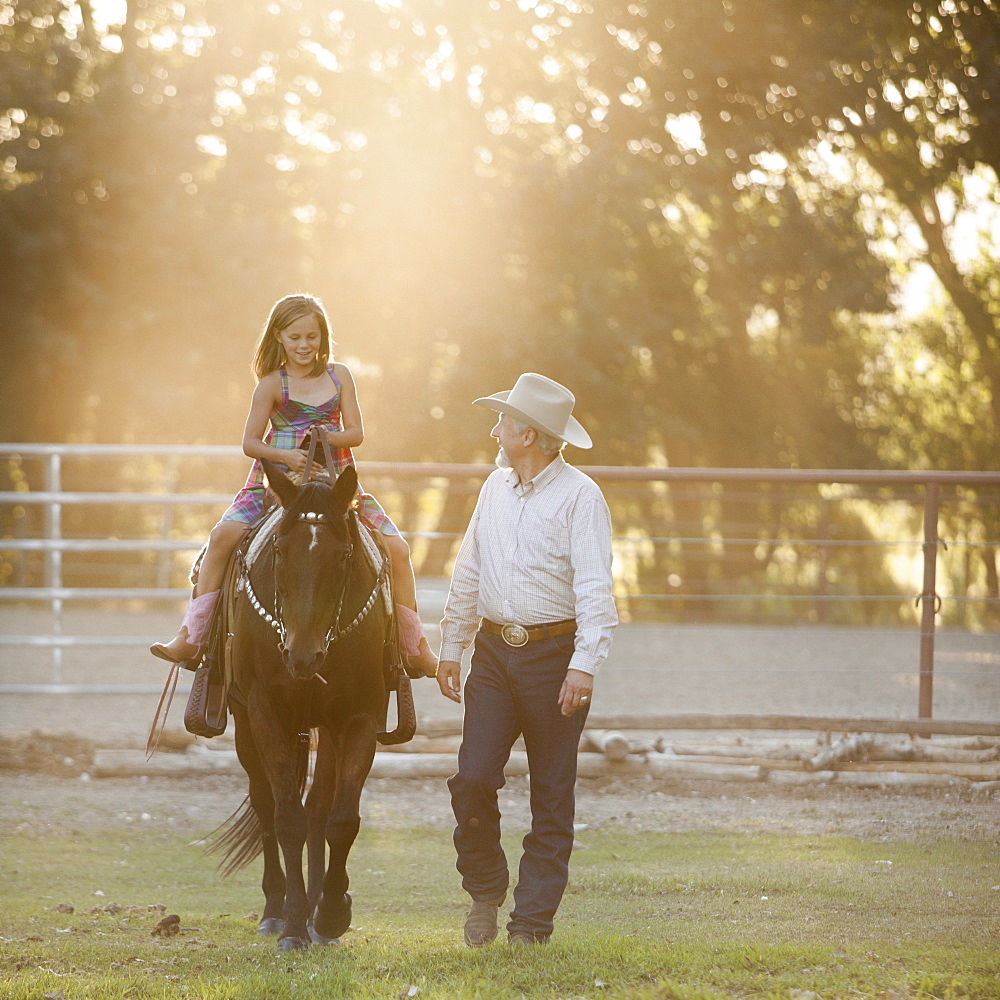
501, 624, 529, 647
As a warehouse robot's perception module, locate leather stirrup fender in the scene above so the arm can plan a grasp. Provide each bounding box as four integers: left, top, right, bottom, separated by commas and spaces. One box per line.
377, 671, 416, 746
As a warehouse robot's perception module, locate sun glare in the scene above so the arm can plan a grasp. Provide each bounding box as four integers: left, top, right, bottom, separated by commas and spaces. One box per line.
90, 0, 127, 32
664, 113, 705, 154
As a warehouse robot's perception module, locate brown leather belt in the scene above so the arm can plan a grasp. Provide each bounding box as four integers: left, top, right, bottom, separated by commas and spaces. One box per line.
482, 618, 576, 648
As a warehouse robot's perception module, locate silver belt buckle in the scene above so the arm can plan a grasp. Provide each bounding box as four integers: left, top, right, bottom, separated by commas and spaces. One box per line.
500, 623, 529, 647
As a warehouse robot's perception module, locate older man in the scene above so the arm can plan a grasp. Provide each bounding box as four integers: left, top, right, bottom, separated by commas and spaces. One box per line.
436, 372, 618, 947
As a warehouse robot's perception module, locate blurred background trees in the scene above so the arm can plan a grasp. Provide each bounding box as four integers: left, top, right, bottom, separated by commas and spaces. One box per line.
2, 0, 997, 472
2, 0, 998, 618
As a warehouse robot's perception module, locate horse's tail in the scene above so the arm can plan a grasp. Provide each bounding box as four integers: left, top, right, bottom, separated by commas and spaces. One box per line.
206, 731, 314, 878
206, 795, 261, 878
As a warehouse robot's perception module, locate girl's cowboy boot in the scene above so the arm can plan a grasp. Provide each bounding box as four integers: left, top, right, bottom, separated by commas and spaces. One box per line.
150, 590, 220, 664
396, 604, 437, 677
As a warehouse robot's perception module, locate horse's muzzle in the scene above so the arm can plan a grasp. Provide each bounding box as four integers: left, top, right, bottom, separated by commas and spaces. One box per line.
279, 642, 327, 680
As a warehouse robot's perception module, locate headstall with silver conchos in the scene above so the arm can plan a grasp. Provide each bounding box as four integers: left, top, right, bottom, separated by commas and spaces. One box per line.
239, 509, 387, 653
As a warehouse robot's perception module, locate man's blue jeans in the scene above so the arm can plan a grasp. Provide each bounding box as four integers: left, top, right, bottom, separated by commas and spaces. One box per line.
448, 628, 590, 939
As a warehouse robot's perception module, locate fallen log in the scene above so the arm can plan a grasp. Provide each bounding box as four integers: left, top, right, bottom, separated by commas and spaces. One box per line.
905, 742, 1000, 763
648, 753, 808, 770
367, 753, 766, 782
863, 740, 1000, 764
419, 714, 1000, 738
586, 714, 1000, 737
913, 735, 1000, 751
93, 747, 764, 782
828, 760, 1000, 780
581, 729, 631, 761
767, 769, 836, 786
670, 740, 816, 767
643, 752, 763, 782
668, 741, 813, 760
806, 734, 875, 771
90, 747, 997, 785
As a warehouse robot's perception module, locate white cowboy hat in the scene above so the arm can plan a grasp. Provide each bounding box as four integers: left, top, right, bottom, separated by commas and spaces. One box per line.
473, 372, 593, 449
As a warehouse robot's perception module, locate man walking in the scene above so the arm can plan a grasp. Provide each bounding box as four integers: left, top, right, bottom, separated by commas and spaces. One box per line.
436, 372, 618, 946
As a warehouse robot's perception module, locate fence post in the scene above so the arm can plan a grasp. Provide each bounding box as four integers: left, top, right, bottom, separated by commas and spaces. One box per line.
918, 482, 940, 719
44, 451, 63, 685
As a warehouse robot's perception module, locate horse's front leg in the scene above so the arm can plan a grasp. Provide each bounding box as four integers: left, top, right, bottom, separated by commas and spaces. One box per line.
305, 733, 336, 912
233, 704, 285, 937
272, 777, 310, 951
249, 699, 312, 951
312, 714, 378, 941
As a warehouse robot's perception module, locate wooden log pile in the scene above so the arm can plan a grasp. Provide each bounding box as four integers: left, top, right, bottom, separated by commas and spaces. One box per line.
92, 722, 1000, 790
649, 732, 1000, 788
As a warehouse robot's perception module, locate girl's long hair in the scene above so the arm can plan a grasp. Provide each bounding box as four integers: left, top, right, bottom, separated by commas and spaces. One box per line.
251, 294, 335, 379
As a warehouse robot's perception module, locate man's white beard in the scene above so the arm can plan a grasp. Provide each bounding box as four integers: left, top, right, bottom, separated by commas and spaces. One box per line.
495, 447, 511, 469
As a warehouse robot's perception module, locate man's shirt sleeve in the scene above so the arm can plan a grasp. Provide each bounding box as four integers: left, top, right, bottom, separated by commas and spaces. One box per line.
567, 489, 618, 675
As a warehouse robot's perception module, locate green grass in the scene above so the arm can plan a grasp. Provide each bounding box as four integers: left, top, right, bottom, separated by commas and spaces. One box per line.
1, 821, 998, 999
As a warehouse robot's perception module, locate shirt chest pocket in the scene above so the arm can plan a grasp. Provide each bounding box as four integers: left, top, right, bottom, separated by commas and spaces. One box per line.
532, 511, 571, 563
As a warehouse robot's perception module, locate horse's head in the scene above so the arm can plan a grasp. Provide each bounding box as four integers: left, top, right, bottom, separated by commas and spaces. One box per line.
261, 460, 360, 681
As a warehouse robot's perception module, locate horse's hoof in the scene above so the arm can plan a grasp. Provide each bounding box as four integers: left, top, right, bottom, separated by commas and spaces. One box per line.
277, 935, 310, 952
308, 924, 341, 946
257, 918, 285, 936
313, 891, 352, 941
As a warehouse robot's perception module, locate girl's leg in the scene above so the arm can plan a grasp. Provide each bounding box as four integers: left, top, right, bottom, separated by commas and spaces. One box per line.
193, 520, 247, 597
150, 520, 247, 663
382, 533, 437, 677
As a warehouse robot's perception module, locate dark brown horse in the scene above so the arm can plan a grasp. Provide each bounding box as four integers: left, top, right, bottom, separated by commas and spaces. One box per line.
213, 461, 394, 951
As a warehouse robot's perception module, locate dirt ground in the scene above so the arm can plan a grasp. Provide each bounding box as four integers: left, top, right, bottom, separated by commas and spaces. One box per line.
4, 603, 1000, 743
2, 733, 998, 842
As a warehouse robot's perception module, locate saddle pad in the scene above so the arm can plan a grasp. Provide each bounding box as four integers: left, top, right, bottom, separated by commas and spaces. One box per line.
357, 520, 394, 614
243, 505, 284, 572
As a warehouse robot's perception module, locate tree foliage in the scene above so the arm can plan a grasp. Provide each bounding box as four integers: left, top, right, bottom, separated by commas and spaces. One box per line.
1, 0, 997, 479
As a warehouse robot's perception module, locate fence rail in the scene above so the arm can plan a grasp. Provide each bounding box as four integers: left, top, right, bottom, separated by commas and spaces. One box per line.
2, 442, 999, 721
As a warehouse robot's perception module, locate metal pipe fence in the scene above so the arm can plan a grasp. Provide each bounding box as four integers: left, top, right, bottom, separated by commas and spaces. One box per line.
2, 443, 999, 719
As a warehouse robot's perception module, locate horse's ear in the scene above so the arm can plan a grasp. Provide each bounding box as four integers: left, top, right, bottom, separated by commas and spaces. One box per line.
333, 465, 358, 513
262, 459, 298, 509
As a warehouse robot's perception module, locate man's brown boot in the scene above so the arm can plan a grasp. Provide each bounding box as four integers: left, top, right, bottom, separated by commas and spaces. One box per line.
509, 932, 549, 946
463, 898, 503, 947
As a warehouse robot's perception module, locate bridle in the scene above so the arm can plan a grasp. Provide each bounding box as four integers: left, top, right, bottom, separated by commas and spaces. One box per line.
239, 506, 388, 657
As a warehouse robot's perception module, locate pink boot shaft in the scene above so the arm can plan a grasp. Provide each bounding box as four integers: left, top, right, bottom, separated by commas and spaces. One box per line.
182, 590, 220, 647
395, 604, 426, 657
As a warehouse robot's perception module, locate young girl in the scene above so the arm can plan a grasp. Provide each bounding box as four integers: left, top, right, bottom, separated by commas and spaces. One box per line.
150, 293, 438, 677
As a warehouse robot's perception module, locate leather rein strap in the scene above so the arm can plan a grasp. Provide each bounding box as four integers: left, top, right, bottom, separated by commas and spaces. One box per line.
301, 426, 338, 484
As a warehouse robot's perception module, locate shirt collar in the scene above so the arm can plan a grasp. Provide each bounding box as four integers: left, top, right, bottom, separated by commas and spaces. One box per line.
505, 454, 567, 496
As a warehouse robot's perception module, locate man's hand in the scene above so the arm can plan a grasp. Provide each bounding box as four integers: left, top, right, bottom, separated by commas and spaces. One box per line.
558, 668, 593, 717
437, 659, 462, 703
